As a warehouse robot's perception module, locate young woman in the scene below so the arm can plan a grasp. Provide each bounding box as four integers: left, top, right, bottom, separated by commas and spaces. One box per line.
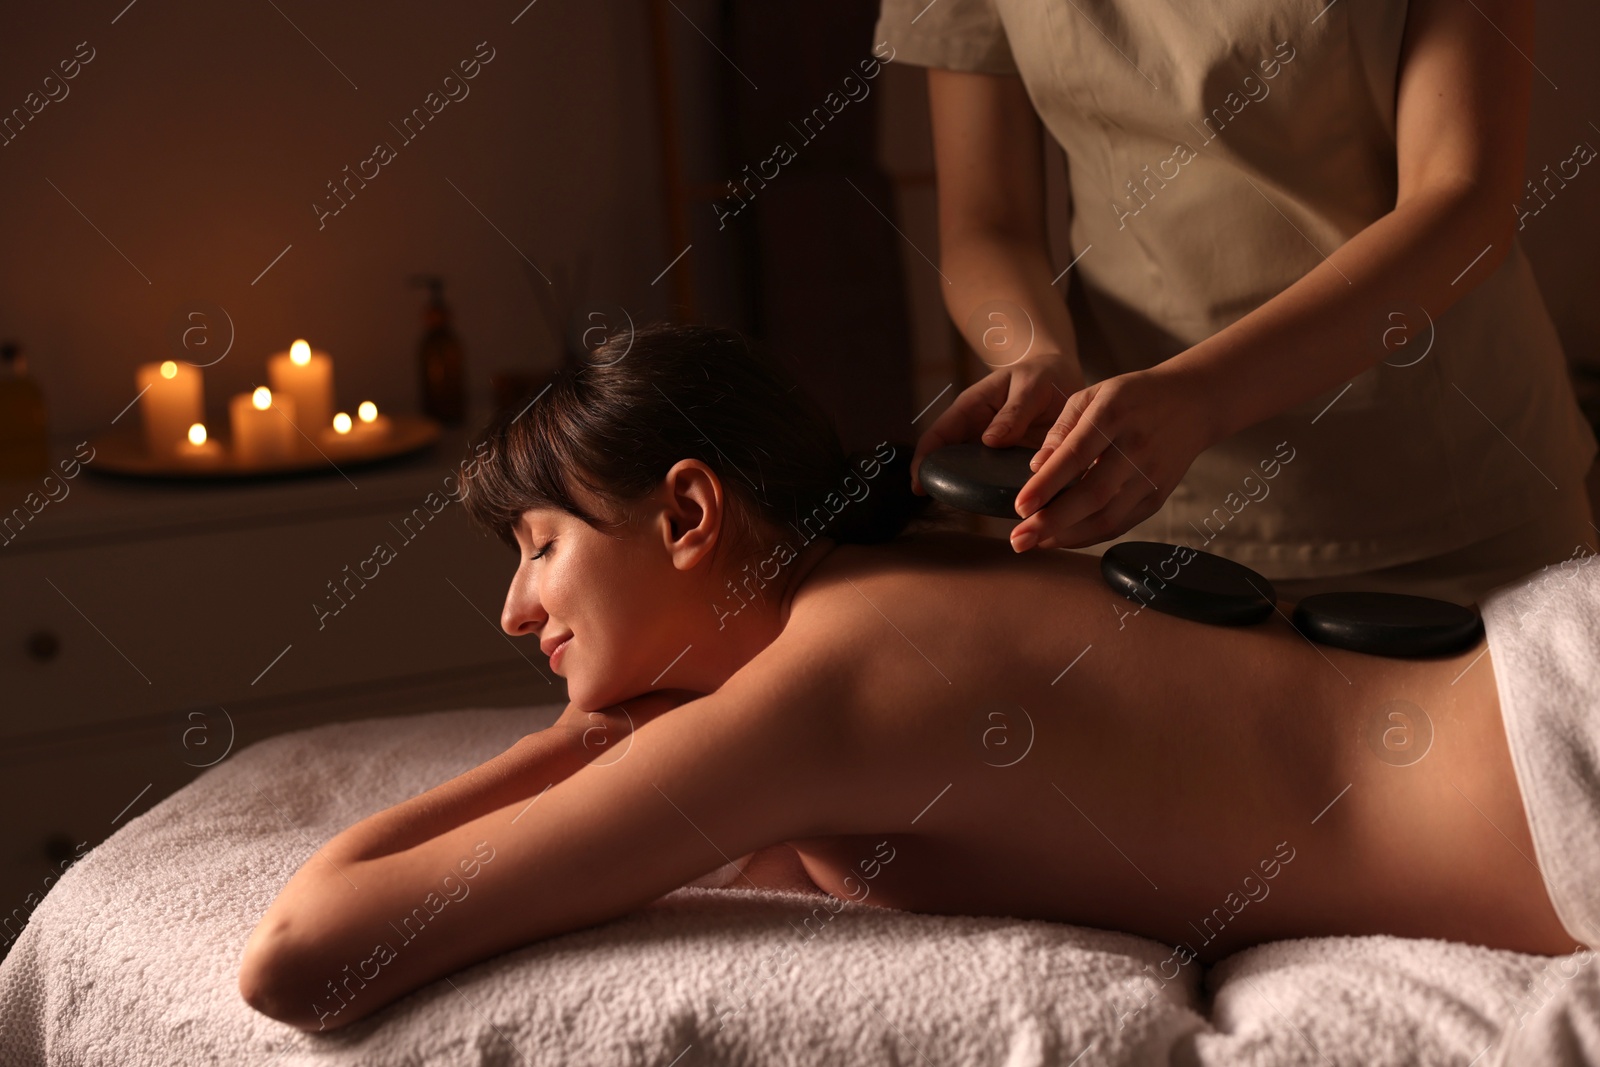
238, 324, 1581, 1033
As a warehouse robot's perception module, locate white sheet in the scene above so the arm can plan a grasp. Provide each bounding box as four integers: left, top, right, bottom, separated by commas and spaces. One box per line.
1480, 555, 1600, 950
0, 703, 1584, 1066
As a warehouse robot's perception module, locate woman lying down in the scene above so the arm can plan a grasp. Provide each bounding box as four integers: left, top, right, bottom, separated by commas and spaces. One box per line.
239, 323, 1599, 1031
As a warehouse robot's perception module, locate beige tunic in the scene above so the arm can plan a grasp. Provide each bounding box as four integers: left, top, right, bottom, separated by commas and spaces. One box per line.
876, 0, 1598, 579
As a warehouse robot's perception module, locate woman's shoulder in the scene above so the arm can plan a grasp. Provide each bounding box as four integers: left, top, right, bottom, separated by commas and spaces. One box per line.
775, 530, 1005, 666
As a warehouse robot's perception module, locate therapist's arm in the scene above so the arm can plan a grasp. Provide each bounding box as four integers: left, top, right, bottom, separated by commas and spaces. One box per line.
911, 68, 1086, 486
1160, 0, 1535, 442
1012, 0, 1543, 545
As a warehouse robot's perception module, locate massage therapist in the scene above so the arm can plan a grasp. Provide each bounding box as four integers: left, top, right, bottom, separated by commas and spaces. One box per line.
878, 0, 1598, 602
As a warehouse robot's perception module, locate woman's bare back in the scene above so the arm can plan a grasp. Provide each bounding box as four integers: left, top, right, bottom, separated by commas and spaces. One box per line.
772, 531, 1575, 959
239, 527, 1578, 1033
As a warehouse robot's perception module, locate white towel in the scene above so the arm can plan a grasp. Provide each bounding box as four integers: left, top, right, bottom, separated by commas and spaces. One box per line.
1478, 551, 1600, 1067
1479, 551, 1600, 949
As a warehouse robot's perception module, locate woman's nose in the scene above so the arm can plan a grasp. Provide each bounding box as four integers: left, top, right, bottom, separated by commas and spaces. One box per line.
501, 580, 543, 637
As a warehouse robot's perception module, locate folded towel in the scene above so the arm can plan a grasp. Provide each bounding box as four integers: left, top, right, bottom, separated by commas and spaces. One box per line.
1478, 551, 1600, 1067
1480, 552, 1600, 950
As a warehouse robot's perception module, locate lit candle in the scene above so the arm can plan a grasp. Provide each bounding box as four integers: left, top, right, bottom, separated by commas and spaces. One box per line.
267, 339, 334, 435
322, 401, 393, 448
322, 409, 354, 447
136, 360, 203, 457
352, 400, 392, 439
175, 421, 223, 464
229, 386, 298, 465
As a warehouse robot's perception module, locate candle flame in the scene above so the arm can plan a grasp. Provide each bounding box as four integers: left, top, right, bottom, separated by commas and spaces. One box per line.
290, 339, 312, 366
252, 386, 272, 410
358, 401, 378, 423
188, 423, 207, 446
333, 412, 352, 434
160, 360, 178, 379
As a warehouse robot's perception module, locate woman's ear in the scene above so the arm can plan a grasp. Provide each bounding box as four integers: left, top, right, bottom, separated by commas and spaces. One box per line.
659, 460, 724, 568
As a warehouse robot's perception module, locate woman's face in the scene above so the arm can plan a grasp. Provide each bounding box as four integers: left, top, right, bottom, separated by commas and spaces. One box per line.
501, 502, 685, 709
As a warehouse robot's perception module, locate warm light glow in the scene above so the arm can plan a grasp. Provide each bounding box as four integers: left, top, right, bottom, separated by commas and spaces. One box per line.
252, 386, 272, 410
187, 423, 207, 446
290, 339, 312, 366
333, 412, 352, 434
358, 401, 378, 423
160, 360, 178, 379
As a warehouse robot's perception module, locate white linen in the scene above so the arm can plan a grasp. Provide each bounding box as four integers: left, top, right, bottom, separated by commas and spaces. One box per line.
1480, 554, 1600, 949
1478, 553, 1600, 1067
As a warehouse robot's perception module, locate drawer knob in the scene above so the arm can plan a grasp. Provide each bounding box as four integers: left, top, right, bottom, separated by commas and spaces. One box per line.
27, 629, 60, 663
42, 832, 79, 867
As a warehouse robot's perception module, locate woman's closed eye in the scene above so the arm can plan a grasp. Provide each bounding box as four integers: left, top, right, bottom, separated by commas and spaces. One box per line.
530, 540, 553, 561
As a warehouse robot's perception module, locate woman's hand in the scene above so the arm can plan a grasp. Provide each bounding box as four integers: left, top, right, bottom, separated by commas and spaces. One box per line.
911, 352, 1087, 494
1008, 363, 1224, 551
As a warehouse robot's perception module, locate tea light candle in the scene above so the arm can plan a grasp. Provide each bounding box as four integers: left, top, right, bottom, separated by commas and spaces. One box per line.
267, 339, 334, 435
323, 409, 354, 447
137, 360, 203, 457
229, 386, 298, 465
323, 401, 393, 447
175, 422, 223, 464
352, 400, 392, 439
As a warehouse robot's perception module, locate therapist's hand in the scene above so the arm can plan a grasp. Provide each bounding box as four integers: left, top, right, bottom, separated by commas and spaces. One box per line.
910, 352, 1087, 495
1009, 363, 1222, 552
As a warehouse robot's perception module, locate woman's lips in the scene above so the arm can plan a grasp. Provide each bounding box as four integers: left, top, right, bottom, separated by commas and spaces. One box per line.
550, 636, 572, 669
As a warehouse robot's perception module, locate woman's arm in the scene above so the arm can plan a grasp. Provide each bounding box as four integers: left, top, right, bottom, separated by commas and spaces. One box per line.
1011, 0, 1539, 547
238, 678, 840, 1032
911, 68, 1087, 488
321, 690, 699, 864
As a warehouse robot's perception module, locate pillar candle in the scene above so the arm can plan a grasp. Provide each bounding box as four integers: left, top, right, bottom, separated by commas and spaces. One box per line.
137, 360, 203, 457
230, 387, 298, 464
267, 339, 334, 435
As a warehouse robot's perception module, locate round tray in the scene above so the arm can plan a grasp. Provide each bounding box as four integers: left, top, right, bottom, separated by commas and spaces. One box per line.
86, 413, 442, 481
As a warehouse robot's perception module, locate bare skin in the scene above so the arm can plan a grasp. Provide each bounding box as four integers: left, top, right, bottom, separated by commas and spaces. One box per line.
238, 460, 1577, 1032
777, 531, 1571, 958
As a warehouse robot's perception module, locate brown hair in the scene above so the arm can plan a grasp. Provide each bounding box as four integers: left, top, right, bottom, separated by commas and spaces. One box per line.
458, 323, 947, 562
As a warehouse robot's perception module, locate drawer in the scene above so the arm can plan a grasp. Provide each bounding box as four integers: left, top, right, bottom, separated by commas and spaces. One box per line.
0, 504, 557, 740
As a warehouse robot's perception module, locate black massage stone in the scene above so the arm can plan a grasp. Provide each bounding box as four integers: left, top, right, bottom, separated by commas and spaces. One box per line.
1291, 592, 1483, 658
1100, 541, 1276, 626
920, 443, 1079, 520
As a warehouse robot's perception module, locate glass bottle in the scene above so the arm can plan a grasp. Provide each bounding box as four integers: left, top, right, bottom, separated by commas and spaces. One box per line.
0, 341, 48, 479
415, 276, 465, 425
